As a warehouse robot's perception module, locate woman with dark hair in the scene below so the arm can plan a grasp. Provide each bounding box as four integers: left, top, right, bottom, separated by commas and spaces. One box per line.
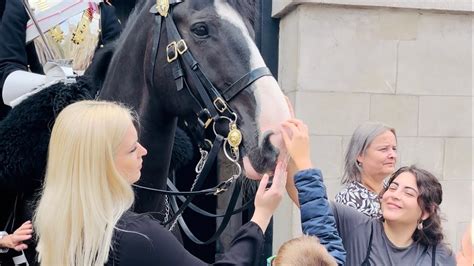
283, 119, 455, 265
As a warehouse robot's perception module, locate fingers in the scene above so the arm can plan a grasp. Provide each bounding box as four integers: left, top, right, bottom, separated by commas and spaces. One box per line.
13, 243, 28, 252
256, 173, 270, 196
281, 119, 309, 149
15, 221, 32, 233
281, 121, 298, 136
11, 233, 32, 243
270, 161, 288, 191
281, 119, 307, 134
13, 227, 33, 237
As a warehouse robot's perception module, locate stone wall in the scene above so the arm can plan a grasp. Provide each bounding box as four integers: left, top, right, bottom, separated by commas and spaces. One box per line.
272, 0, 473, 254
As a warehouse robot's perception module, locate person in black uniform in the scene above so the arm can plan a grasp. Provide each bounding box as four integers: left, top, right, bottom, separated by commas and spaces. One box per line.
0, 1, 121, 265
0, 0, 121, 119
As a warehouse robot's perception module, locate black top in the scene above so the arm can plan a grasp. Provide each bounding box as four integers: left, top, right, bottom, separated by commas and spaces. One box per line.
106, 212, 264, 266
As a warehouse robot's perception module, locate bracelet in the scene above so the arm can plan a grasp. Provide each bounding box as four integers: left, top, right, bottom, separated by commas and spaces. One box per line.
0, 231, 9, 253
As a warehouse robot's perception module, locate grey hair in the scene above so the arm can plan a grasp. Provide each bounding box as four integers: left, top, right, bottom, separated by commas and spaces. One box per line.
341, 122, 396, 184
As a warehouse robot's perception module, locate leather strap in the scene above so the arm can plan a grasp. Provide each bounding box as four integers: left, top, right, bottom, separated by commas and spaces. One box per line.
149, 13, 162, 90
221, 67, 272, 101
167, 180, 253, 217
161, 134, 224, 226
171, 177, 244, 244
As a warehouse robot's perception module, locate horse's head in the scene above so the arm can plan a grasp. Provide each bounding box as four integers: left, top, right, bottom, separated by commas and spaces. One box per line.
147, 0, 290, 179
155, 0, 290, 180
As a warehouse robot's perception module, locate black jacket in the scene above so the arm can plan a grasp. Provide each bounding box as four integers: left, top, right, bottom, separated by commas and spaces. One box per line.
106, 212, 265, 265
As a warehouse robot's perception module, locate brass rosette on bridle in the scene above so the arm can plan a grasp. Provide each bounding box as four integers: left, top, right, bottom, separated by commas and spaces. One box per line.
156, 0, 170, 17
227, 122, 242, 150
212, 113, 242, 162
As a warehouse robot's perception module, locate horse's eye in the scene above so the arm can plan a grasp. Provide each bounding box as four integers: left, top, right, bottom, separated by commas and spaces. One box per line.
191, 23, 209, 38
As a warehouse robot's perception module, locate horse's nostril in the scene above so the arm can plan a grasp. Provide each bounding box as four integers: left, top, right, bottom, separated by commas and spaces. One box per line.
247, 132, 280, 174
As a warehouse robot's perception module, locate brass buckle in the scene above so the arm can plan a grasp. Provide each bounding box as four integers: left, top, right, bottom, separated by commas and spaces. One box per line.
213, 97, 227, 113
198, 109, 213, 128
204, 118, 213, 128
176, 39, 188, 54
166, 41, 178, 62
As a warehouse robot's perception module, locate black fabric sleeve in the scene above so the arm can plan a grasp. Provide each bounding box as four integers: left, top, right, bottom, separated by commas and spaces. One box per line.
0, 0, 30, 89
116, 215, 264, 266
99, 4, 121, 45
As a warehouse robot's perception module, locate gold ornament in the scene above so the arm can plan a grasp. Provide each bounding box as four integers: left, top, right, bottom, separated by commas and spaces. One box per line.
156, 0, 169, 17
227, 123, 242, 149
49, 26, 64, 43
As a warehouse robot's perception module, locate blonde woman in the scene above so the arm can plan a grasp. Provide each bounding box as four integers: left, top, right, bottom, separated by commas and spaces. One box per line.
34, 100, 287, 265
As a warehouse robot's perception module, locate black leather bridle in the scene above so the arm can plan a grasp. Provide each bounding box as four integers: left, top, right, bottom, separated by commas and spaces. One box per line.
131, 0, 273, 244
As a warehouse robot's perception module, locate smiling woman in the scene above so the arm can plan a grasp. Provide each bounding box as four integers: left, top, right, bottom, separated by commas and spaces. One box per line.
283, 120, 455, 265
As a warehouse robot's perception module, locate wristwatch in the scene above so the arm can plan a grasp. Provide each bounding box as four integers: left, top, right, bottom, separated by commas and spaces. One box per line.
0, 231, 9, 253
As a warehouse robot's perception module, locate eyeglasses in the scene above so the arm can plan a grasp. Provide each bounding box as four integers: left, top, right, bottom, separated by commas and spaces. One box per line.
266, 255, 277, 266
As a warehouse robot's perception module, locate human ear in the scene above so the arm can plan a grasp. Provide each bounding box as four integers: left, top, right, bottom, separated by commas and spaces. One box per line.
356, 154, 364, 166
421, 208, 431, 221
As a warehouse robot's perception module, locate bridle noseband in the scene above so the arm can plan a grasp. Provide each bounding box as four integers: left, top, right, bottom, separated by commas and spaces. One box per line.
133, 0, 272, 244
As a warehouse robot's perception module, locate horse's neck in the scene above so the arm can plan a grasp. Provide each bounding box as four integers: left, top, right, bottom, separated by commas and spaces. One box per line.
133, 114, 178, 214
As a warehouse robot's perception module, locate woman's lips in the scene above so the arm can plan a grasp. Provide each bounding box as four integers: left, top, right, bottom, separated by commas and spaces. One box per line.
386, 202, 401, 209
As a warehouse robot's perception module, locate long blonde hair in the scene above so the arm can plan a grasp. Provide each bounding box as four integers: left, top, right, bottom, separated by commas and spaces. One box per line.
34, 101, 136, 265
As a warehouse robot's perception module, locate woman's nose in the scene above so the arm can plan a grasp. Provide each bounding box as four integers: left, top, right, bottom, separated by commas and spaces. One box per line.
391, 189, 402, 200
139, 143, 148, 156
388, 148, 397, 159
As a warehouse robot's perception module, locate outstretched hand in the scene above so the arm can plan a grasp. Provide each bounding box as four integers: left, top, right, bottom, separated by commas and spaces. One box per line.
280, 119, 313, 207
281, 119, 312, 171
0, 221, 33, 251
251, 160, 288, 233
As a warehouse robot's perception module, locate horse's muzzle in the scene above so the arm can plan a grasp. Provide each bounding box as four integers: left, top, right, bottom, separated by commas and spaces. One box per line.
243, 131, 280, 179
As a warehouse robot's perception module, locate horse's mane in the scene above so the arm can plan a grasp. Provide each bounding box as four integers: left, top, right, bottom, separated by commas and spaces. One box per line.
113, 1, 152, 49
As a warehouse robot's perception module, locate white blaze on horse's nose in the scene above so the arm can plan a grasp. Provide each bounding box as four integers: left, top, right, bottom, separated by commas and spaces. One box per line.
215, 0, 266, 69
253, 77, 291, 150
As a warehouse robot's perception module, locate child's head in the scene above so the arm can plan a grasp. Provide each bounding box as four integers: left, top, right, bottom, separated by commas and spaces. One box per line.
271, 235, 337, 266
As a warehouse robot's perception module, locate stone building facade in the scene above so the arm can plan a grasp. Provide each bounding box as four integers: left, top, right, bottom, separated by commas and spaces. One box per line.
272, 0, 473, 253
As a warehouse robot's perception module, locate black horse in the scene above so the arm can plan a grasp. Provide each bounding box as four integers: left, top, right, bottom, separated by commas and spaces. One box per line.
0, 0, 290, 264
99, 0, 288, 224
96, 0, 291, 261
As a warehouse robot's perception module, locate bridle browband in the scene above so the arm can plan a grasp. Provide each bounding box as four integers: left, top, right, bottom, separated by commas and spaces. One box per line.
132, 0, 272, 244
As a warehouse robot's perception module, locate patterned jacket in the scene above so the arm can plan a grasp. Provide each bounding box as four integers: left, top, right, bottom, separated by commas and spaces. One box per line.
334, 181, 382, 218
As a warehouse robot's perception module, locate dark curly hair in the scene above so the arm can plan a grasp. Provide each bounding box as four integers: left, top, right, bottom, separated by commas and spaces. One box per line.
381, 166, 445, 247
